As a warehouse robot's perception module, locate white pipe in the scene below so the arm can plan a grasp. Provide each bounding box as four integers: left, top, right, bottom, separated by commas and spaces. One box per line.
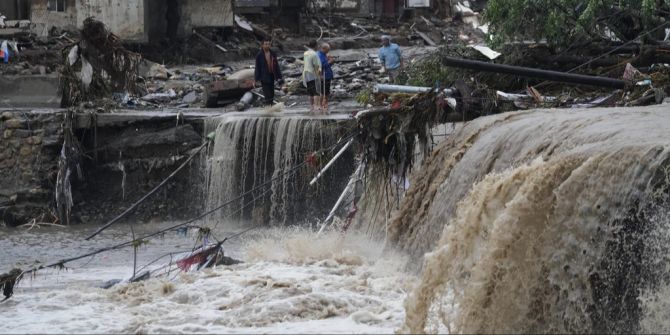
374, 84, 455, 95
309, 139, 354, 186
317, 163, 363, 236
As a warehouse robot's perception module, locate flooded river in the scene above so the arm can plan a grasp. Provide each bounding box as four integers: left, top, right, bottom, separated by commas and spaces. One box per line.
0, 222, 411, 333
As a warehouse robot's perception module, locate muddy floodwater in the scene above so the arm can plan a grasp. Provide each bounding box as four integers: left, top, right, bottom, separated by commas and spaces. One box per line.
0, 222, 411, 334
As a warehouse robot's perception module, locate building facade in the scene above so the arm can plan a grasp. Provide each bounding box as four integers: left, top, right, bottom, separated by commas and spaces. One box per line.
29, 0, 233, 42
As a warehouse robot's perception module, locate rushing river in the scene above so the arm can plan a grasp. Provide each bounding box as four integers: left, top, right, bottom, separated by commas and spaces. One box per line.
5, 105, 670, 334
0, 222, 411, 333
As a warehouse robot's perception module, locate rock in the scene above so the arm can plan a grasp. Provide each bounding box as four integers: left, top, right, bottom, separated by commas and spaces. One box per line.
1, 111, 12, 120
3, 129, 12, 139
4, 119, 26, 129
13, 129, 33, 138
182, 91, 198, 104
27, 136, 42, 145
19, 146, 31, 156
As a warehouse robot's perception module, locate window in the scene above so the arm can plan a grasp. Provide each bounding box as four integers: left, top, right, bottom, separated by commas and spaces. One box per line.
48, 0, 66, 12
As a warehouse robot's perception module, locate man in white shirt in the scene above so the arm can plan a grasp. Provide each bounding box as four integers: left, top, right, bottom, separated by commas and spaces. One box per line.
303, 40, 322, 114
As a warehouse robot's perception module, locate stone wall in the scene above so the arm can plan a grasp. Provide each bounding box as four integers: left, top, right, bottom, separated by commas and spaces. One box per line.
0, 110, 63, 226
0, 109, 207, 227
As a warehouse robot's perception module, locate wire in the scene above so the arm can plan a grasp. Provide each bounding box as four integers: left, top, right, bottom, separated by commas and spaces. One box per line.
86, 141, 210, 240
7, 130, 360, 287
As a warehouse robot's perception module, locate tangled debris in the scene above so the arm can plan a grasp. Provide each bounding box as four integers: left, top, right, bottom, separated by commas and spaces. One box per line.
55, 109, 82, 225
60, 18, 141, 108
356, 93, 440, 178
1, 268, 22, 301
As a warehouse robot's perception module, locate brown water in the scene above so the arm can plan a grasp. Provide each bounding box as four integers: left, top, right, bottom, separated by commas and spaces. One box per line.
390, 106, 670, 333
203, 112, 354, 225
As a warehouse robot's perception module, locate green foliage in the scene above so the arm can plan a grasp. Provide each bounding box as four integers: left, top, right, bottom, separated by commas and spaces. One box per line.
399, 44, 475, 87
356, 88, 375, 105
485, 0, 670, 48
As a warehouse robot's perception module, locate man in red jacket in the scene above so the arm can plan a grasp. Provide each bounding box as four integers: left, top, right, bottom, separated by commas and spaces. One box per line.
254, 39, 283, 106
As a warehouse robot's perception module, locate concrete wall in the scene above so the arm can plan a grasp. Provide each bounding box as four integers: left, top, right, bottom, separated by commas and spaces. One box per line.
181, 0, 233, 32
76, 0, 147, 41
145, 0, 167, 42
0, 0, 30, 20
313, 0, 359, 10
32, 0, 233, 42
144, 0, 234, 41
30, 0, 78, 36
0, 75, 60, 108
31, 0, 147, 41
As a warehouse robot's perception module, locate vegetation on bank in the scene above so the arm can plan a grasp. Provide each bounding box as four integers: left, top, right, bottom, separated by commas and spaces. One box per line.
485, 0, 670, 48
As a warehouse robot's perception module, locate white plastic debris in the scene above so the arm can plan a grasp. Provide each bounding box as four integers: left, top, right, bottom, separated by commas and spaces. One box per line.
234, 15, 253, 32
471, 45, 501, 60
68, 45, 79, 66
79, 57, 93, 88
453, 2, 475, 16
141, 89, 177, 103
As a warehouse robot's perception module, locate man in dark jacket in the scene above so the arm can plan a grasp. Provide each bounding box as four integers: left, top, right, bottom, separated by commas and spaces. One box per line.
254, 39, 283, 106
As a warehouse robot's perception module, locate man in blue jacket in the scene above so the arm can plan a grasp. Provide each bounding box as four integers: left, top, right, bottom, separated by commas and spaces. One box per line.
317, 43, 334, 114
254, 39, 283, 106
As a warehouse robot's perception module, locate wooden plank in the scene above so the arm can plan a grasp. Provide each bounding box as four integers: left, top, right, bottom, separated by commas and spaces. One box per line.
415, 30, 437, 47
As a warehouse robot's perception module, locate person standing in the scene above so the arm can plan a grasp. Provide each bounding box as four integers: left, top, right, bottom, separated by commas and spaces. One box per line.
317, 43, 334, 114
302, 40, 322, 114
254, 39, 283, 106
378, 35, 403, 83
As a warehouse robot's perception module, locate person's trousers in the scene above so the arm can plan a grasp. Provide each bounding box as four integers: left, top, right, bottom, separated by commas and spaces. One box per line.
387, 68, 400, 84
261, 82, 274, 105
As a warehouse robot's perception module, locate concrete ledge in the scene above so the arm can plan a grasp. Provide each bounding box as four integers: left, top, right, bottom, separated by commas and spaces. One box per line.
0, 75, 60, 108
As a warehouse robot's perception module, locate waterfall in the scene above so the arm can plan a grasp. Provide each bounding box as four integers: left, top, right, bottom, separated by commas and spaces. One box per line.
376, 105, 670, 333
204, 113, 355, 226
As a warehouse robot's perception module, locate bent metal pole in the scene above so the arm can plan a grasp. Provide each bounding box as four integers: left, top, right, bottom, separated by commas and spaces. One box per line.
442, 56, 628, 89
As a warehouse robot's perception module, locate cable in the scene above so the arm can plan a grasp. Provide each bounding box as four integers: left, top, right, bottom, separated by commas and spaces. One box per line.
86, 141, 210, 240
4, 130, 360, 293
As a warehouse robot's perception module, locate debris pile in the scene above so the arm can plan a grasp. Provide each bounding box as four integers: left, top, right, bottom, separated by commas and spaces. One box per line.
355, 92, 440, 177
0, 268, 22, 300
60, 18, 141, 108
0, 17, 75, 76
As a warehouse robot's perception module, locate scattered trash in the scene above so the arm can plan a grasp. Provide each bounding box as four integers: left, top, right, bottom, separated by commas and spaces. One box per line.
142, 89, 177, 103
470, 45, 501, 60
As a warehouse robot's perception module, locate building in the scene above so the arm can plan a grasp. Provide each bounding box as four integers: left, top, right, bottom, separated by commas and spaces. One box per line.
0, 0, 31, 20
29, 0, 234, 42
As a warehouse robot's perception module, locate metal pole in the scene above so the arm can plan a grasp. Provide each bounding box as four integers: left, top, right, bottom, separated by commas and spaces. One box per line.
441, 56, 628, 89
317, 163, 363, 235
309, 138, 354, 186
374, 84, 455, 95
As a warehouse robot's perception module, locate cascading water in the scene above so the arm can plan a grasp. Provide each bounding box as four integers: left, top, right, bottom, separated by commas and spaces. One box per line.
382, 105, 670, 333
204, 112, 355, 226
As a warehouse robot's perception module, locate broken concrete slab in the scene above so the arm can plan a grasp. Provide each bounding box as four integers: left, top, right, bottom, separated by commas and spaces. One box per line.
182, 91, 199, 104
